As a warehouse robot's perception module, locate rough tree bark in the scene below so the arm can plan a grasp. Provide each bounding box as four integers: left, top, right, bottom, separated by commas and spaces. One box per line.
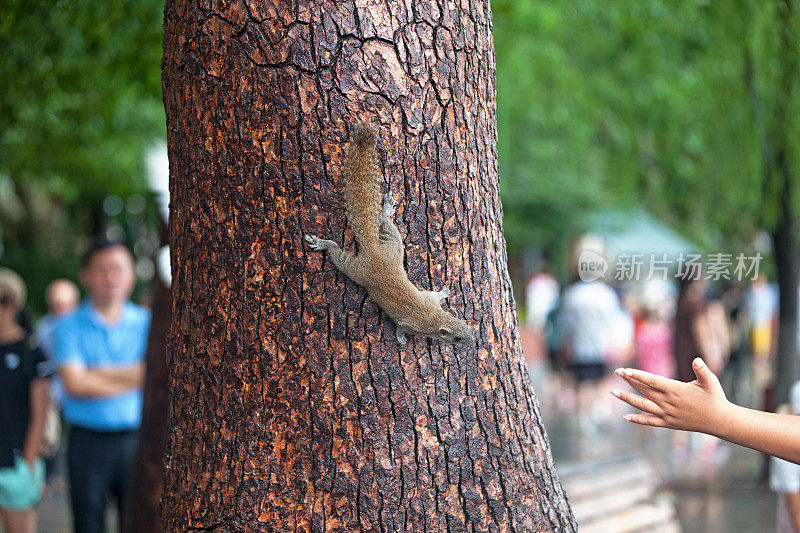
161, 1, 575, 531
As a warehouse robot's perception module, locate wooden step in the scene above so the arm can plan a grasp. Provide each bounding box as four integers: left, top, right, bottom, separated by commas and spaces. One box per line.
556, 453, 681, 532
578, 499, 677, 533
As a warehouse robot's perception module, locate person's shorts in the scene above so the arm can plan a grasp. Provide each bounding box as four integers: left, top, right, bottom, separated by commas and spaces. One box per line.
0, 455, 45, 510
568, 362, 607, 384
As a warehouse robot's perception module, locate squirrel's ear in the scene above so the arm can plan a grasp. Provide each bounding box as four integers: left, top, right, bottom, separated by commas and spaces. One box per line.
438, 327, 451, 336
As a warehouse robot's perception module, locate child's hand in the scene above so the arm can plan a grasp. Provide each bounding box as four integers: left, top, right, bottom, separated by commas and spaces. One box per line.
611, 357, 732, 434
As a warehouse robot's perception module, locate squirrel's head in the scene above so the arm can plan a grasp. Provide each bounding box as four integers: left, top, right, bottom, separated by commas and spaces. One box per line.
434, 312, 474, 345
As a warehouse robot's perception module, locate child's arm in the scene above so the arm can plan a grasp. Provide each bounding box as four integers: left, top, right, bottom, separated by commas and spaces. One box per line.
612, 357, 800, 464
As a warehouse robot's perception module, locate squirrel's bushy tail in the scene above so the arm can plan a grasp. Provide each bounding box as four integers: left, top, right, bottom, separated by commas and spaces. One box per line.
344, 122, 381, 254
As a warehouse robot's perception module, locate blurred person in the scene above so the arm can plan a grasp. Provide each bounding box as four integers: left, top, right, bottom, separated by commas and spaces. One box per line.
674, 277, 730, 380
525, 268, 560, 331
634, 300, 673, 379
0, 268, 52, 533
35, 279, 79, 489
745, 273, 777, 390
721, 281, 750, 405
770, 381, 800, 533
523, 267, 561, 402
54, 237, 150, 533
37, 279, 80, 359
556, 274, 632, 428
673, 276, 731, 461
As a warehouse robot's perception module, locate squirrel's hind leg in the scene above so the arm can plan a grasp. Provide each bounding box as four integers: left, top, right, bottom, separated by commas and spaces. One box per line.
378, 195, 404, 263
305, 234, 366, 285
421, 288, 450, 307
432, 287, 450, 302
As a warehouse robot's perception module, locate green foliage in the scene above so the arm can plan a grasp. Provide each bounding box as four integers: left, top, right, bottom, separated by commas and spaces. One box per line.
0, 0, 165, 314
494, 0, 797, 253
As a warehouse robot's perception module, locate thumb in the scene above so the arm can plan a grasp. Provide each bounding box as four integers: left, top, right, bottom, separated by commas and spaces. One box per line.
692, 357, 717, 388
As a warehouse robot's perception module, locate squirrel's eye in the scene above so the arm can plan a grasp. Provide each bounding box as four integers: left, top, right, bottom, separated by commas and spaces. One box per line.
453, 336, 462, 342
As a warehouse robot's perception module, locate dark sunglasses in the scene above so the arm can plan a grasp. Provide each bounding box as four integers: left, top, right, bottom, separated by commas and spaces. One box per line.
0, 295, 12, 307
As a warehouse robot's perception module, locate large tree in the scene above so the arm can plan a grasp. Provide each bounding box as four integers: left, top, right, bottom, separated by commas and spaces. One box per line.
161, 0, 574, 530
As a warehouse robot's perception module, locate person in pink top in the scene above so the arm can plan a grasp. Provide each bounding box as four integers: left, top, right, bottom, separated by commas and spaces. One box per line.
634, 304, 673, 379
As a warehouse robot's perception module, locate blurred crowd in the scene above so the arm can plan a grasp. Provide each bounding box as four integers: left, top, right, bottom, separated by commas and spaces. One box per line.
0, 237, 149, 533
521, 247, 800, 531
522, 252, 781, 458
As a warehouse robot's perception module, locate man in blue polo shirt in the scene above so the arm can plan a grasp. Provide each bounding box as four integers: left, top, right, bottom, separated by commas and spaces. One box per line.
54, 237, 149, 533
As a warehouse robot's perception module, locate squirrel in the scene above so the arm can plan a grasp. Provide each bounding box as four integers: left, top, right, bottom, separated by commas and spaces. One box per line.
304, 123, 474, 346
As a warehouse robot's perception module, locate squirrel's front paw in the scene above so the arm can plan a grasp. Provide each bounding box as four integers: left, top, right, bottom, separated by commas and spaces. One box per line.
304, 234, 328, 251
380, 193, 396, 220
395, 327, 407, 346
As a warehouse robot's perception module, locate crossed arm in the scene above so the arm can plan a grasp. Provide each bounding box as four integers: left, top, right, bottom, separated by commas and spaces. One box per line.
613, 357, 800, 465
59, 361, 144, 398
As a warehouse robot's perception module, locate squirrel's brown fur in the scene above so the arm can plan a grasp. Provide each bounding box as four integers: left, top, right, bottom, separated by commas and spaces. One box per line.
343, 123, 381, 253
305, 123, 474, 346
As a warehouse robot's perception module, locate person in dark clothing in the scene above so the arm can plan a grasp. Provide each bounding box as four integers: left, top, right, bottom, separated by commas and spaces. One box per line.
0, 268, 52, 533
674, 277, 706, 383
674, 276, 730, 382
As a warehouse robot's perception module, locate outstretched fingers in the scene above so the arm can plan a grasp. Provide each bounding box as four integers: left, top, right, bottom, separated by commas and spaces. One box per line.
622, 368, 673, 390
615, 370, 660, 400
616, 368, 675, 394
611, 388, 664, 416
622, 413, 667, 428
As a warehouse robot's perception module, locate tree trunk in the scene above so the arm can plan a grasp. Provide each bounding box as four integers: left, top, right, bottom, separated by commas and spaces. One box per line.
123, 276, 171, 533
769, 0, 798, 407
772, 150, 799, 406
161, 1, 575, 531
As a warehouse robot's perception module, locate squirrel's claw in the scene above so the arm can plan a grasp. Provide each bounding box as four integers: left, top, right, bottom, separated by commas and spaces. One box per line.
304, 234, 327, 251
395, 326, 407, 346
380, 193, 396, 222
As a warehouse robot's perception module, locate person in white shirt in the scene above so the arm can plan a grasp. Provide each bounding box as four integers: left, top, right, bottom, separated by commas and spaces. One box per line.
770, 381, 800, 533
525, 271, 560, 331
557, 278, 632, 427
557, 279, 632, 377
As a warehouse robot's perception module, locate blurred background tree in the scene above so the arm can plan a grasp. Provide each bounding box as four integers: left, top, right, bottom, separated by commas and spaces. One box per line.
0, 0, 165, 314
495, 0, 770, 253
494, 0, 799, 401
